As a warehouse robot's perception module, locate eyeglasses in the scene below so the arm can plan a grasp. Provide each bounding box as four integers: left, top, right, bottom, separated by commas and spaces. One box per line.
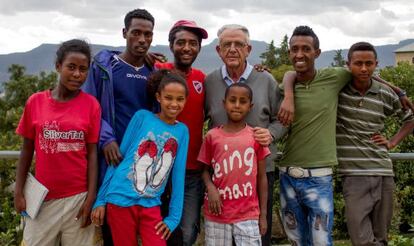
220, 41, 248, 50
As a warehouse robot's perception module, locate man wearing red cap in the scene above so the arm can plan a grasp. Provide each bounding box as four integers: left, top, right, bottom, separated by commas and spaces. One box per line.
156, 20, 208, 246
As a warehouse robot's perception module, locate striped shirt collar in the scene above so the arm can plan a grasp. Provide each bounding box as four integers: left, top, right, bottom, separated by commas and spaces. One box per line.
348, 79, 380, 95
221, 62, 253, 86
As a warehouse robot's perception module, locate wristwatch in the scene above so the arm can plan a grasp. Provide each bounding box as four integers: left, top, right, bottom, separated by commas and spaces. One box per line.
397, 89, 407, 98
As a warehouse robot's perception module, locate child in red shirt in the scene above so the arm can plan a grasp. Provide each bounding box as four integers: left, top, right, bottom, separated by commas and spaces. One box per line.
199, 83, 270, 246
14, 39, 101, 246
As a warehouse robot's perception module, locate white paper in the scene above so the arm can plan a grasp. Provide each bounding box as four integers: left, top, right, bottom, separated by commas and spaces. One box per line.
23, 173, 49, 219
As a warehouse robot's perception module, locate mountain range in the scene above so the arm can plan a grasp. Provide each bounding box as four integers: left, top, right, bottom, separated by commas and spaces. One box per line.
1, 38, 413, 88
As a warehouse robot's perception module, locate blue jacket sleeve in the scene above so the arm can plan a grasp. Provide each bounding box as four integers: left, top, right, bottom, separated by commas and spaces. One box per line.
119, 110, 144, 156
100, 119, 116, 150
82, 63, 117, 150
82, 64, 99, 98
163, 125, 189, 231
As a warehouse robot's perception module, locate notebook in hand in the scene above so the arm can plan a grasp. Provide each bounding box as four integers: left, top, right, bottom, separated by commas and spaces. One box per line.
23, 173, 49, 219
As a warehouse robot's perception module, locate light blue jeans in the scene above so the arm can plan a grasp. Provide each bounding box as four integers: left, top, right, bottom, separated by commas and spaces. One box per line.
279, 172, 334, 246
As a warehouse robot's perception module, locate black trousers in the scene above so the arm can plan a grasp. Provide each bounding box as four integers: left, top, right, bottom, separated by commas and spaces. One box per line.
261, 171, 276, 246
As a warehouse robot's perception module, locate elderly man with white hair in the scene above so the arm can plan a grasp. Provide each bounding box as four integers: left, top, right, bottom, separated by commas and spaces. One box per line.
203, 24, 286, 246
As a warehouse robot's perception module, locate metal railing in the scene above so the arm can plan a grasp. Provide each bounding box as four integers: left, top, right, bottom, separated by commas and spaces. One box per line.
0, 151, 21, 159
2, 150, 414, 161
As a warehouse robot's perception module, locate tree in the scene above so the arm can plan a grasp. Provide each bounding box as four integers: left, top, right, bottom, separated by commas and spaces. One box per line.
271, 64, 293, 83
261, 35, 292, 70
260, 40, 278, 69
275, 35, 291, 67
331, 49, 346, 67
380, 61, 414, 98
3, 65, 57, 109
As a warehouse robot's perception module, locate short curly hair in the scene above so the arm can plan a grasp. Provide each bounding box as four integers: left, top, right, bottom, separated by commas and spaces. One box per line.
348, 42, 377, 61
124, 9, 154, 30
290, 25, 319, 49
55, 39, 91, 66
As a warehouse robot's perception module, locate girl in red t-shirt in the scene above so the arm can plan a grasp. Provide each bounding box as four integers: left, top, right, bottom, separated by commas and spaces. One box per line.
14, 39, 102, 245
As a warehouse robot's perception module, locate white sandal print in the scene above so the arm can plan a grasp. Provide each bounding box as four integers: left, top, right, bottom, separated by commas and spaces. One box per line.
134, 140, 157, 193
151, 138, 178, 188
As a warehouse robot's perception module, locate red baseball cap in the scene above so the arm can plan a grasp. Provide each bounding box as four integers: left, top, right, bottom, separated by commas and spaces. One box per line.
170, 20, 208, 39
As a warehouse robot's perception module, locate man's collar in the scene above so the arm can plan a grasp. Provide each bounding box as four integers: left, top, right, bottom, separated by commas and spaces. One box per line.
221, 62, 253, 84
349, 78, 380, 95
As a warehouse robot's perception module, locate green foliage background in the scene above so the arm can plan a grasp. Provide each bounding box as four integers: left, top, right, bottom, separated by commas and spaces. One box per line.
0, 65, 57, 244
1, 61, 414, 244
380, 63, 414, 235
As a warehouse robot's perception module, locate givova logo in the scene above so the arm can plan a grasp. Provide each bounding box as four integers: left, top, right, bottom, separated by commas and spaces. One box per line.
126, 73, 147, 80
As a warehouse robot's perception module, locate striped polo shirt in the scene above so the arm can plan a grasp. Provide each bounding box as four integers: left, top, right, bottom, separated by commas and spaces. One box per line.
336, 79, 413, 176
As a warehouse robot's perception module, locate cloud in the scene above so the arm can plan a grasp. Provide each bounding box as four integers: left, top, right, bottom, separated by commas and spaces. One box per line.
0, 0, 131, 18
0, 0, 382, 17
0, 0, 412, 54
187, 0, 381, 15
313, 9, 395, 38
380, 8, 398, 19
409, 23, 414, 32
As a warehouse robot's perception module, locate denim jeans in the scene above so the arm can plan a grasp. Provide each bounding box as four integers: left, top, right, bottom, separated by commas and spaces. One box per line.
279, 172, 333, 246
163, 170, 204, 246
180, 170, 205, 245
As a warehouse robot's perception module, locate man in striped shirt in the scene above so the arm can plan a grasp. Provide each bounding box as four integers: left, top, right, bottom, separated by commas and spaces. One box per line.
337, 42, 414, 245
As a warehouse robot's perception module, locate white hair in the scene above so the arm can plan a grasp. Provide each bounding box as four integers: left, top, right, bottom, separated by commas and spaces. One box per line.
217, 24, 250, 44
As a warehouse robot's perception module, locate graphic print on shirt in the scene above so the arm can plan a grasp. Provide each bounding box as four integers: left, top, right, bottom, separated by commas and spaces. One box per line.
133, 136, 178, 194
211, 144, 255, 201
151, 138, 178, 188
133, 140, 158, 193
38, 121, 85, 154
192, 80, 203, 94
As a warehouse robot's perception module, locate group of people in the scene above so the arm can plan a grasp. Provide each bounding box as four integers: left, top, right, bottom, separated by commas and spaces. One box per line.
13, 7, 414, 246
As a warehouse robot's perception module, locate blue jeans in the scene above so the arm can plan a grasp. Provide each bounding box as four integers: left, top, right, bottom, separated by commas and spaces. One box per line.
180, 170, 204, 246
279, 172, 333, 246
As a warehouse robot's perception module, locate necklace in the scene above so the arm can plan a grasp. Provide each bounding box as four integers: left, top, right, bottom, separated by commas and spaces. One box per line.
353, 80, 371, 107
358, 98, 364, 107
299, 81, 311, 89
298, 70, 316, 89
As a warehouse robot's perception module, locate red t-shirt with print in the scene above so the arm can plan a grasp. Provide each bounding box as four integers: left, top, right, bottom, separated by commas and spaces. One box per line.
156, 63, 205, 170
16, 90, 101, 199
198, 125, 271, 223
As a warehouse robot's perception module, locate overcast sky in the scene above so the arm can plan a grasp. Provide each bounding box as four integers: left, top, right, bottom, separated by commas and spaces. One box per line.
0, 0, 413, 54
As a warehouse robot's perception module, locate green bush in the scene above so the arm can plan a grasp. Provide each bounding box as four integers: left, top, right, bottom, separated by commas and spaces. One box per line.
0, 65, 56, 244
0, 192, 22, 245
